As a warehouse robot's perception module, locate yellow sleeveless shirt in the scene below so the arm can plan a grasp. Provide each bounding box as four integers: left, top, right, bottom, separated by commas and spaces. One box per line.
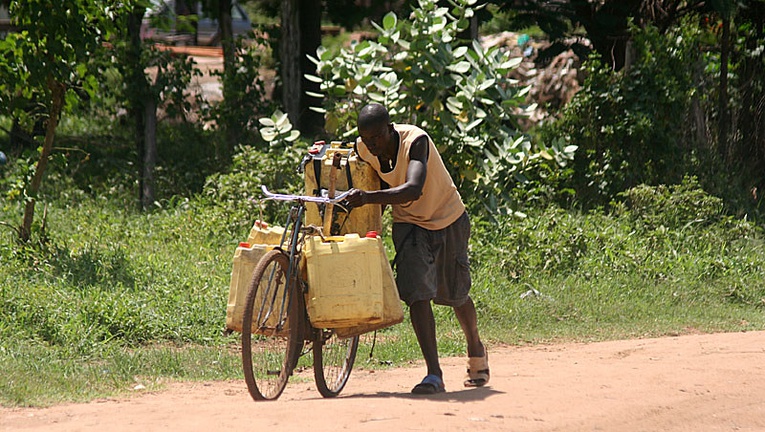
356, 124, 465, 230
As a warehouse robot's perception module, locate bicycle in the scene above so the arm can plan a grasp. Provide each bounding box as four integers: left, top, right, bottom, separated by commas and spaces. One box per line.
241, 185, 359, 401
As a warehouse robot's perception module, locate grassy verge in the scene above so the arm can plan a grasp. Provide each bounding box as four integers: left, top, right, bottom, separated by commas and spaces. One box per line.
1, 181, 764, 407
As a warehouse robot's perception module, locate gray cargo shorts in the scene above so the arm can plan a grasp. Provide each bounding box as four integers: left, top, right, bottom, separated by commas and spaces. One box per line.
392, 212, 471, 307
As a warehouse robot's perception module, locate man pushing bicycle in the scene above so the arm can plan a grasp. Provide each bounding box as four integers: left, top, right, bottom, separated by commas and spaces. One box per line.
344, 103, 490, 394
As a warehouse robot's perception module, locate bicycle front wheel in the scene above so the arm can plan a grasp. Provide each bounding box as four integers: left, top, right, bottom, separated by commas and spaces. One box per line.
313, 329, 359, 398
242, 250, 305, 401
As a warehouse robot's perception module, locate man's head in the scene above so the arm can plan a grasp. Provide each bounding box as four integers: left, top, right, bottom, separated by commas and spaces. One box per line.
358, 103, 390, 130
358, 103, 395, 158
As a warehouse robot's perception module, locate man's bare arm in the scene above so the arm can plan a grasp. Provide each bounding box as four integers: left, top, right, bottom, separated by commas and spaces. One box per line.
345, 135, 429, 207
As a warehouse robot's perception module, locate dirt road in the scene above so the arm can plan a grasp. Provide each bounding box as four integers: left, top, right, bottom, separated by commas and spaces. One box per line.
2, 331, 764, 432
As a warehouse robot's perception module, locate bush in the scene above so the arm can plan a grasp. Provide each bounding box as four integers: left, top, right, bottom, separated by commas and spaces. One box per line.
200, 111, 305, 235
307, 0, 574, 216
471, 181, 763, 320
539, 20, 706, 208
613, 176, 724, 230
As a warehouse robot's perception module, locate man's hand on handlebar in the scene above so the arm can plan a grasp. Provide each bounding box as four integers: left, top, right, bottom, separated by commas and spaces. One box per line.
343, 188, 368, 209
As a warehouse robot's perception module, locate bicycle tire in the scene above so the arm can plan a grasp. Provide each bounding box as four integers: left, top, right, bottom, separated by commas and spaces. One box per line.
313, 329, 359, 398
242, 250, 305, 401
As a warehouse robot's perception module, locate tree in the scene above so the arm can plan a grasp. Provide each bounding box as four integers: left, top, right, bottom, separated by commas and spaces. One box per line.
492, 0, 715, 70
0, 0, 114, 241
121, 0, 158, 211
280, 0, 324, 136
107, 1, 203, 210
725, 1, 765, 196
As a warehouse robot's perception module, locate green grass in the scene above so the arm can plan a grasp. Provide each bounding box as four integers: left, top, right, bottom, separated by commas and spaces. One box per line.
0, 340, 241, 406
1, 182, 764, 407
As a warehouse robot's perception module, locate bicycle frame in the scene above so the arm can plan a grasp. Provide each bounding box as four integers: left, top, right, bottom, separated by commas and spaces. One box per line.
261, 186, 350, 342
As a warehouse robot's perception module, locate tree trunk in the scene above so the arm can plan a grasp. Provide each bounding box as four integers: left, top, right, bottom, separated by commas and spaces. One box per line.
219, 0, 234, 72
20, 79, 65, 242
142, 98, 157, 210
281, 0, 301, 128
571, 0, 641, 71
127, 6, 152, 211
219, 0, 237, 157
733, 2, 765, 192
690, 58, 709, 148
299, 0, 323, 136
718, 16, 730, 160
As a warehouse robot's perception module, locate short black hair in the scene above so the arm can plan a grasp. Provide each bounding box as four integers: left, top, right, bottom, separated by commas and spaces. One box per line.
358, 103, 390, 130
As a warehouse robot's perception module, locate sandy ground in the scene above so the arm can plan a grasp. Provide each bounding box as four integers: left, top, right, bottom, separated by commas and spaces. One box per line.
2, 330, 764, 432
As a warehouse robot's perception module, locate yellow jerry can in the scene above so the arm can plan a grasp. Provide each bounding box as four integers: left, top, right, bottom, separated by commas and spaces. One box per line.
304, 233, 387, 329
304, 141, 382, 236
226, 242, 274, 333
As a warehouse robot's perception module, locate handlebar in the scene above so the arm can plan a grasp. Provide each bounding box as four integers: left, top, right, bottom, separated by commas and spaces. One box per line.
261, 185, 351, 205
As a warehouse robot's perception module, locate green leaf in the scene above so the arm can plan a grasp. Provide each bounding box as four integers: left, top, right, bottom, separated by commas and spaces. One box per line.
453, 46, 468, 58
564, 145, 579, 154
478, 78, 496, 91
447, 61, 471, 74
446, 97, 462, 114
358, 45, 373, 57
332, 85, 347, 96
275, 112, 290, 128
320, 48, 335, 62
286, 130, 301, 142
75, 63, 88, 78
383, 12, 397, 31
465, 118, 483, 131
260, 128, 277, 142
258, 117, 275, 127
304, 74, 323, 83
471, 39, 484, 58
500, 57, 523, 69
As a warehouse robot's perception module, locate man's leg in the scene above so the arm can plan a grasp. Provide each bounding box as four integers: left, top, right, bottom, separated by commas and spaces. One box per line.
453, 296, 485, 358
409, 299, 442, 378
454, 295, 489, 387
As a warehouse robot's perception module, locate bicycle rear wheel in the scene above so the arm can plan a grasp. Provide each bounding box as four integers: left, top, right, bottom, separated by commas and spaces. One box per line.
313, 329, 359, 398
242, 250, 305, 401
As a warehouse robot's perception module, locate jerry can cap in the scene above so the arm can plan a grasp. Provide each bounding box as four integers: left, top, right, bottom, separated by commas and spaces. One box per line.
309, 141, 326, 154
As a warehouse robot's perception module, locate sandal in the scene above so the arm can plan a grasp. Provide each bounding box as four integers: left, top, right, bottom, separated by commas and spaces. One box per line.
411, 374, 446, 394
464, 352, 490, 387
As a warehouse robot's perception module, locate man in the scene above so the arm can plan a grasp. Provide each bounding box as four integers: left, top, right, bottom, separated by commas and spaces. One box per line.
344, 103, 489, 394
